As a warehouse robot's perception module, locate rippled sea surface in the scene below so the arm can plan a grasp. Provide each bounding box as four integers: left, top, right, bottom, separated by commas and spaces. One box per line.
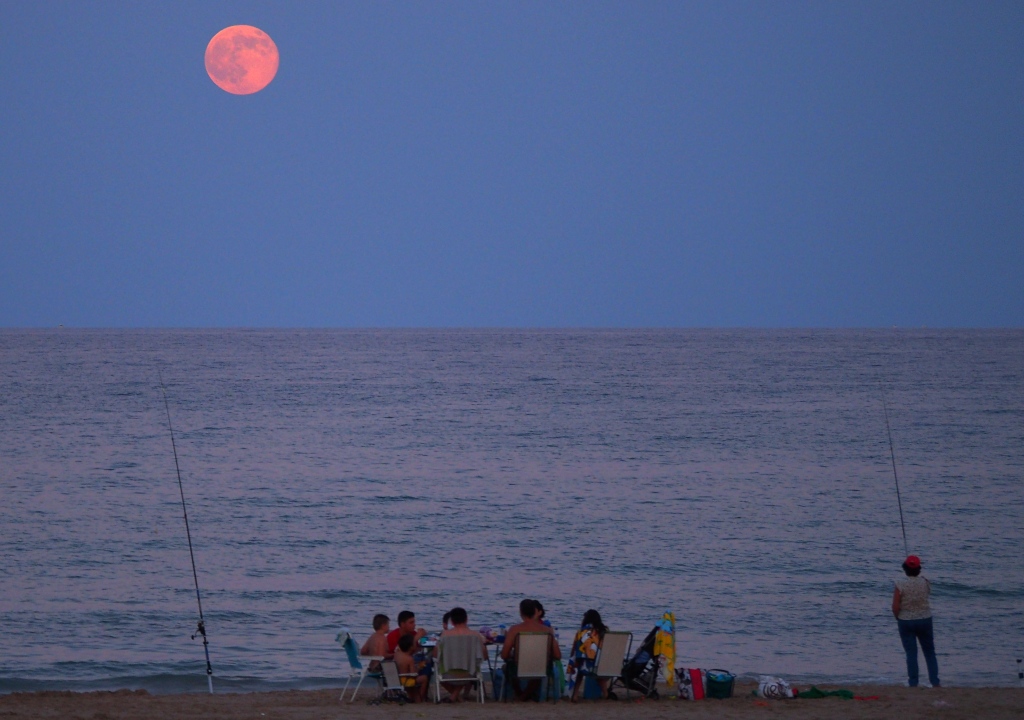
1, 329, 1022, 692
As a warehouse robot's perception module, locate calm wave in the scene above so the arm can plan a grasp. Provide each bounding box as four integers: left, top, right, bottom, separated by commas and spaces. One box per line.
1, 329, 1021, 691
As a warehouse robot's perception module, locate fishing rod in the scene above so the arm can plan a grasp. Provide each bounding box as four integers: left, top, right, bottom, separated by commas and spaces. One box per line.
159, 371, 214, 694
880, 390, 909, 557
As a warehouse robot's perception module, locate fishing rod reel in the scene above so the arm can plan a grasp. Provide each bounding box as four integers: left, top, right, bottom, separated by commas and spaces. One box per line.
191, 620, 208, 642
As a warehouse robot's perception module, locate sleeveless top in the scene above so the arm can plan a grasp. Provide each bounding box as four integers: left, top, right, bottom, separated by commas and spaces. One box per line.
895, 575, 932, 620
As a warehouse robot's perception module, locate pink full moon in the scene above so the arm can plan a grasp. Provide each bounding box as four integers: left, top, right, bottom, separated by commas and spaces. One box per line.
205, 25, 279, 95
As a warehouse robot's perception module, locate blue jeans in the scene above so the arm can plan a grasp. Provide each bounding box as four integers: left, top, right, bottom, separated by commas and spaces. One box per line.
898, 617, 940, 687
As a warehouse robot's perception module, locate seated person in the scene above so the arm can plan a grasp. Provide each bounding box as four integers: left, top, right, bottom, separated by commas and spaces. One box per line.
566, 609, 609, 701
534, 600, 549, 626
394, 634, 430, 702
360, 614, 391, 668
500, 598, 561, 701
436, 606, 487, 702
386, 610, 427, 654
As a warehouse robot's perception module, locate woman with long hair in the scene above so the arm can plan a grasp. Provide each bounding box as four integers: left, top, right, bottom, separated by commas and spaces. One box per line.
565, 609, 609, 701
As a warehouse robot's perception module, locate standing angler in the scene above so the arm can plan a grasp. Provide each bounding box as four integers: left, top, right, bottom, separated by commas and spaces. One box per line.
891, 555, 941, 687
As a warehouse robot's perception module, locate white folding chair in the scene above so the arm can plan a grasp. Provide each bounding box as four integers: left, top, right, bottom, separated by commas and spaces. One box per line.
433, 634, 486, 703
337, 630, 384, 702
380, 659, 417, 702
593, 631, 633, 698
500, 632, 553, 702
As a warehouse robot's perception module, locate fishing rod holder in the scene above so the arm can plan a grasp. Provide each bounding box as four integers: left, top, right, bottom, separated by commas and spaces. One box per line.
191, 619, 214, 683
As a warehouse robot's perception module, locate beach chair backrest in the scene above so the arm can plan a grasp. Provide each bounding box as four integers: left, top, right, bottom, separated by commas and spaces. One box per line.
595, 631, 632, 679
380, 660, 404, 691
337, 632, 362, 669
437, 634, 482, 674
516, 632, 551, 679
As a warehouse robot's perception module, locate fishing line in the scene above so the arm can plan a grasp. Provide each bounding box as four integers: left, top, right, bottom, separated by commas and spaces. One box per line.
880, 389, 909, 557
159, 371, 214, 694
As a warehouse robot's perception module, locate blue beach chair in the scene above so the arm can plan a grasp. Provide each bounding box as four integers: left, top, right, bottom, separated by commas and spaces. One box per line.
337, 629, 384, 702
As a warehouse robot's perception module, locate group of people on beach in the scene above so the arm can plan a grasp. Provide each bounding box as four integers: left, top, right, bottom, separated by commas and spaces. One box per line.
359, 598, 592, 702
357, 555, 940, 702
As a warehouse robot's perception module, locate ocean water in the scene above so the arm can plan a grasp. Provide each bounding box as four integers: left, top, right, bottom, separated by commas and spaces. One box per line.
0, 329, 1021, 693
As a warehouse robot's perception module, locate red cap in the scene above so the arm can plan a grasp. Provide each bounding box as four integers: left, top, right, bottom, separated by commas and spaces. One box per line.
904, 555, 921, 569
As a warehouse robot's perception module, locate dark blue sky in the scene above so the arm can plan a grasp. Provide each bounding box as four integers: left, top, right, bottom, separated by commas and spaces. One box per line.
2, 1, 1021, 327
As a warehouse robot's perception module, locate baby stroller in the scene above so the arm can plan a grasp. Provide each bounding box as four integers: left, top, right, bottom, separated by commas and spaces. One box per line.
618, 626, 661, 699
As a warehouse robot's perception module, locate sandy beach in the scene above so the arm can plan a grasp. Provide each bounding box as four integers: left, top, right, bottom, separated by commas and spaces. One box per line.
2, 683, 1020, 720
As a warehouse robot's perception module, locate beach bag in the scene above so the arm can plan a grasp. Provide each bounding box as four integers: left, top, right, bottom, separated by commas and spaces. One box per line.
551, 659, 566, 699
675, 668, 707, 700
705, 669, 735, 699
757, 675, 795, 699
580, 676, 603, 699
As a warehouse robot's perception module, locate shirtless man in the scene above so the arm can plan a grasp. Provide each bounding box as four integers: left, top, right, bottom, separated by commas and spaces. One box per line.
500, 598, 561, 700
360, 614, 391, 667
437, 607, 487, 702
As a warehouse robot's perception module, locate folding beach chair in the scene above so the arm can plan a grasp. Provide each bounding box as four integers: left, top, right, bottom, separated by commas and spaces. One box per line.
379, 660, 416, 703
499, 632, 553, 702
337, 630, 384, 702
592, 631, 632, 699
433, 634, 486, 703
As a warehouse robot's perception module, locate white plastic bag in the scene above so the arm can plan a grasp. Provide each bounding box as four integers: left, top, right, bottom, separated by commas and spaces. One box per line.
757, 675, 795, 699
